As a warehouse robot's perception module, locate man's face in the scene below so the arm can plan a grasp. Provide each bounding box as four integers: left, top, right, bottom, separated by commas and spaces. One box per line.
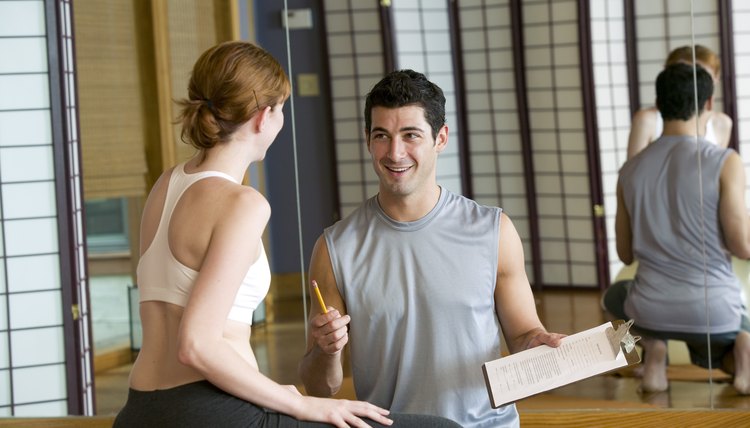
366, 105, 447, 198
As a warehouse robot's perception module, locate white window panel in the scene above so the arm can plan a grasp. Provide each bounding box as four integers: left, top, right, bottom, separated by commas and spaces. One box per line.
571, 264, 598, 286
0, 370, 9, 405
541, 263, 570, 283
326, 34, 354, 55
334, 122, 360, 142
436, 154, 460, 177
0, 74, 50, 110
328, 56, 355, 76
568, 218, 595, 240
524, 25, 551, 46
423, 10, 449, 32
7, 254, 61, 293
497, 174, 525, 193
0, 37, 47, 74
2, 182, 56, 219
13, 399, 67, 416
0, 1, 45, 37
0, 110, 52, 147
393, 11, 422, 32
524, 4, 551, 25
4, 218, 58, 257
634, 0, 665, 15
397, 55, 427, 74
351, 11, 379, 32
11, 327, 64, 367
439, 177, 462, 195
325, 0, 351, 12
470, 154, 497, 174
353, 33, 381, 54
474, 175, 499, 196
424, 32, 450, 51
9, 290, 62, 330
426, 53, 453, 73
356, 55, 383, 74
536, 175, 563, 194
543, 241, 568, 260
501, 196, 528, 217
332, 99, 360, 121
0, 146, 55, 183
538, 196, 564, 216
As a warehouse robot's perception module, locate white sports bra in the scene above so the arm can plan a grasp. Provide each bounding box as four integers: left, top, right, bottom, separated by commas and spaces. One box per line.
653, 110, 717, 144
136, 162, 271, 325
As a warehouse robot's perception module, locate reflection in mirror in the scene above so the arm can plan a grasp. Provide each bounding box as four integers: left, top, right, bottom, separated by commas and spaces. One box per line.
74, 0, 750, 421
273, 0, 750, 414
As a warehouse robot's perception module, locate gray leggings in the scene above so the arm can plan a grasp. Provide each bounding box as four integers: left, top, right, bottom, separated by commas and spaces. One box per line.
113, 380, 461, 428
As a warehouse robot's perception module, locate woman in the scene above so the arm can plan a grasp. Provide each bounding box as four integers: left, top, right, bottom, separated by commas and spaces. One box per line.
626, 44, 733, 159
114, 41, 459, 428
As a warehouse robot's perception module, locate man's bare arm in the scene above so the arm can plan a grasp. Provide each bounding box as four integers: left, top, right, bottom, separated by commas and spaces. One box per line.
719, 152, 750, 259
298, 236, 349, 396
494, 213, 564, 354
615, 182, 634, 265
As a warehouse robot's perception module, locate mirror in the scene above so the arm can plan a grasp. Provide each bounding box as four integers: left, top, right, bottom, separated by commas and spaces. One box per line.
76, 0, 749, 419
259, 0, 749, 413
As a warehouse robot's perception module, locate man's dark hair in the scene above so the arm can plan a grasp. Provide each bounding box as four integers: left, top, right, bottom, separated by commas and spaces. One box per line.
655, 63, 713, 121
364, 69, 446, 139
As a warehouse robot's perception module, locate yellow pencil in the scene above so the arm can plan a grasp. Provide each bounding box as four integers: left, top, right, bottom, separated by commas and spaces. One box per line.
311, 280, 328, 314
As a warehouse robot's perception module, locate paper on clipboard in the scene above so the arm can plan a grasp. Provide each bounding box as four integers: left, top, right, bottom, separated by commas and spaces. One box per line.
482, 320, 641, 408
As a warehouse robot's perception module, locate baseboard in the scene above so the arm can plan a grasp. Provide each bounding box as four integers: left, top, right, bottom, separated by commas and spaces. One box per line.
94, 347, 134, 374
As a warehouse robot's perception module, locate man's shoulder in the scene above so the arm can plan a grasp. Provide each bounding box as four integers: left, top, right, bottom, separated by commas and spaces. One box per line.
442, 188, 502, 215
326, 196, 376, 235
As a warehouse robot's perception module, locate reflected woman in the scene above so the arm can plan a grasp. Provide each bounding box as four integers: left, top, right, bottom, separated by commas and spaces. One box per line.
627, 44, 733, 159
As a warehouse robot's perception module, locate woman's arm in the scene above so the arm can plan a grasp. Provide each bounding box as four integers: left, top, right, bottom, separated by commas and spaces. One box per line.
176, 188, 390, 426
627, 108, 657, 159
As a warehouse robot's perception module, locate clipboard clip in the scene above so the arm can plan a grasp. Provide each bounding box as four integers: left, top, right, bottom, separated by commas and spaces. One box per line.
605, 319, 641, 356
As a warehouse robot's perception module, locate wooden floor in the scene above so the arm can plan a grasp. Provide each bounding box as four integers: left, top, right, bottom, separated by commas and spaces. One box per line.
94, 289, 750, 419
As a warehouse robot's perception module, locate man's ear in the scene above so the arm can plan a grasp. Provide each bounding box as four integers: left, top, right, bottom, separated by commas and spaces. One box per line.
365, 128, 371, 153
435, 124, 448, 153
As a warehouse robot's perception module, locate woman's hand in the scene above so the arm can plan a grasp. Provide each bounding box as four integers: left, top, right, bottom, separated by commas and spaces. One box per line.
299, 396, 393, 428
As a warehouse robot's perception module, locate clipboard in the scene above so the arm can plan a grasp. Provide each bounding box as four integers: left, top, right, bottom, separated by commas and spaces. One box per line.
482, 320, 641, 408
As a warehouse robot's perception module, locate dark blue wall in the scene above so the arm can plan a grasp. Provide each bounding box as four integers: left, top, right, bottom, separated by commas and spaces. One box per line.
254, 1, 338, 274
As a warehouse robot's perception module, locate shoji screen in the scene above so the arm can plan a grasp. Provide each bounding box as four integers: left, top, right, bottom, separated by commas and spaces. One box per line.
522, 0, 598, 287
456, 0, 602, 288
323, 2, 386, 217
590, 1, 630, 282
734, 3, 750, 203
634, 1, 721, 111
0, 0, 92, 415
391, 0, 463, 194
456, 1, 537, 282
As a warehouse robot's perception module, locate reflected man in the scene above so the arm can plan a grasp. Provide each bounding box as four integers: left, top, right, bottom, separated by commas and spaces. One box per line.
605, 63, 750, 394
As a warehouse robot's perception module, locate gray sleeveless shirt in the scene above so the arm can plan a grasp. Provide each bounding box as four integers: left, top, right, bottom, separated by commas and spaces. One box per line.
620, 135, 742, 333
325, 188, 519, 428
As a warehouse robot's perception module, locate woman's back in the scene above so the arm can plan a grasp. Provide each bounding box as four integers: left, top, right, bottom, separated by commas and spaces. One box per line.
130, 162, 259, 391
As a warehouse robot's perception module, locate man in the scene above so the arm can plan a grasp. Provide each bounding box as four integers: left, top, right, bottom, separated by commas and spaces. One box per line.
604, 63, 750, 394
298, 69, 563, 427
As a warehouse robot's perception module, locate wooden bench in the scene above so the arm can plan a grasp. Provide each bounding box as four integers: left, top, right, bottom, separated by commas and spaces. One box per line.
0, 417, 114, 427
1, 410, 747, 427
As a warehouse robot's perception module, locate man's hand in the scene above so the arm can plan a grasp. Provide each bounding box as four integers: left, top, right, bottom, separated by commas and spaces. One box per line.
524, 328, 566, 350
310, 309, 351, 355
